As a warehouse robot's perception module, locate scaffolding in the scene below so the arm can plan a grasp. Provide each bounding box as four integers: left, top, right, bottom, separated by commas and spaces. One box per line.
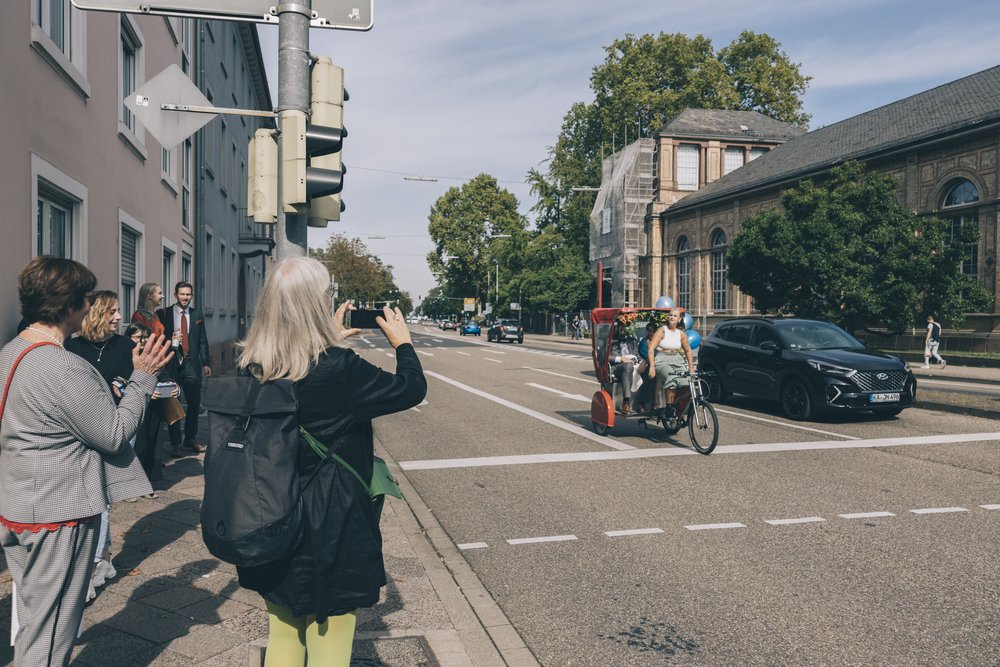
589, 139, 654, 307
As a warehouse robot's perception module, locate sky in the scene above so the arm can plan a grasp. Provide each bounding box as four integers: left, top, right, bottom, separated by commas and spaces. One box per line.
255, 0, 1000, 305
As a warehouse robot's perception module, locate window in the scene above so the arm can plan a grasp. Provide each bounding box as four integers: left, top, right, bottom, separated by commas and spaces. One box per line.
119, 15, 145, 153
231, 140, 239, 204
31, 0, 89, 96
676, 236, 691, 310
677, 145, 699, 190
711, 229, 728, 312
181, 139, 192, 229
231, 249, 238, 314
749, 147, 769, 161
205, 230, 214, 308
943, 179, 981, 277
220, 241, 228, 311
120, 223, 141, 316
725, 323, 752, 345
161, 147, 177, 189
180, 18, 191, 75
204, 89, 216, 177
723, 147, 744, 175
33, 155, 87, 261
602, 207, 611, 235
182, 251, 192, 282
162, 246, 175, 295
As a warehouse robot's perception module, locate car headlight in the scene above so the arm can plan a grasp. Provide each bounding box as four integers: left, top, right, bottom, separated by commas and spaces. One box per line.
807, 360, 855, 376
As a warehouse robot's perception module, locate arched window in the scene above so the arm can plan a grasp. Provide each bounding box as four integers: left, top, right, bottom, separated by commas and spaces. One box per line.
711, 229, 728, 312
943, 179, 980, 277
676, 236, 691, 309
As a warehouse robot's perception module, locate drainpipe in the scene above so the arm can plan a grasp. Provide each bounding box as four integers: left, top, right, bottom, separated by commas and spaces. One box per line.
194, 21, 206, 310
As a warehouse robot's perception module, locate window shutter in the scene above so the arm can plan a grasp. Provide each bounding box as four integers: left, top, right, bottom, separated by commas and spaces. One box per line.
121, 227, 138, 285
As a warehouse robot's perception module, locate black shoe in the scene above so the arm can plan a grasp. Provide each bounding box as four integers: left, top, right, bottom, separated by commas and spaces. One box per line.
170, 445, 185, 458
183, 440, 207, 453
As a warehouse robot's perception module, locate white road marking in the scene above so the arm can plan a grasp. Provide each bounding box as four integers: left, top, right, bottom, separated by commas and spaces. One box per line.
764, 516, 826, 526
485, 357, 503, 364
433, 339, 443, 343
714, 408, 860, 440
399, 431, 1000, 470
526, 383, 590, 403
506, 535, 577, 545
409, 407, 422, 413
523, 366, 597, 385
980, 504, 1000, 510
385, 352, 395, 358
423, 370, 635, 451
484, 350, 506, 355
457, 542, 489, 550
455, 351, 471, 356
909, 507, 969, 514
839, 511, 895, 519
920, 379, 1000, 392
685, 522, 746, 531
417, 351, 434, 357
605, 528, 664, 537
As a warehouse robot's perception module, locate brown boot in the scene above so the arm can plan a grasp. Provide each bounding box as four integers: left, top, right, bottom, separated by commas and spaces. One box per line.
621, 399, 632, 416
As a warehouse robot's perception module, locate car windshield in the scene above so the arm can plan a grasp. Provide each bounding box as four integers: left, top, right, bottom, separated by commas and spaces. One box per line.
500, 320, 518, 327
773, 321, 864, 351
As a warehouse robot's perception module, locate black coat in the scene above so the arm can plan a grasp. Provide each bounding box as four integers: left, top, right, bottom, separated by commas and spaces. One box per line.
155, 305, 211, 373
236, 342, 426, 620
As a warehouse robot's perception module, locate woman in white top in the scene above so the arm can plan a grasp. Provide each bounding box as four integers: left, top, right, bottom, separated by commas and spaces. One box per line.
646, 309, 695, 413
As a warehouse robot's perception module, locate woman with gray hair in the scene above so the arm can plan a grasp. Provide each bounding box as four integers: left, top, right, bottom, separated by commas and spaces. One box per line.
231, 256, 426, 667
0, 256, 173, 666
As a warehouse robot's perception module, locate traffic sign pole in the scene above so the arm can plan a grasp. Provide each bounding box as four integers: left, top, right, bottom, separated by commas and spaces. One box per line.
275, 1, 312, 260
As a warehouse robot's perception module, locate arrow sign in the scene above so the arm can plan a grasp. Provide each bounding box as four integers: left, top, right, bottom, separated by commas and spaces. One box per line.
125, 64, 215, 149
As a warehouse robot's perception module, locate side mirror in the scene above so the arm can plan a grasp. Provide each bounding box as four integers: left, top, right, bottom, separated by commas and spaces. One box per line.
759, 340, 780, 351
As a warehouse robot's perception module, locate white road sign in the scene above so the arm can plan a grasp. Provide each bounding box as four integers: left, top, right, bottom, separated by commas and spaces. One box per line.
125, 65, 215, 149
71, 0, 373, 31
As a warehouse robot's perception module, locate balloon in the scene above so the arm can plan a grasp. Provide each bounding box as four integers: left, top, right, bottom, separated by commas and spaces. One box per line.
682, 312, 694, 331
687, 330, 702, 350
654, 295, 675, 309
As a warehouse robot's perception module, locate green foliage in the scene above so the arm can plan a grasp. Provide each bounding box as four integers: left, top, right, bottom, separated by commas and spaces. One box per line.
310, 234, 411, 312
728, 161, 992, 332
517, 229, 593, 313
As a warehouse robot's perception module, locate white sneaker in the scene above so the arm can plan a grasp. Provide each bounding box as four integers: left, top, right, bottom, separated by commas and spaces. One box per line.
920, 364, 930, 369
941, 360, 947, 368
92, 559, 117, 588
86, 581, 96, 603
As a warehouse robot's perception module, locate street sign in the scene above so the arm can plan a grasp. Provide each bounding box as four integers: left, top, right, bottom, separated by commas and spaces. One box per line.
71, 0, 373, 31
510, 302, 521, 311
125, 64, 215, 149
463, 298, 476, 313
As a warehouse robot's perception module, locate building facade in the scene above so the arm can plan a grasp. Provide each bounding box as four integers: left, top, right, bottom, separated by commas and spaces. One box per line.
652, 66, 1000, 332
0, 4, 273, 369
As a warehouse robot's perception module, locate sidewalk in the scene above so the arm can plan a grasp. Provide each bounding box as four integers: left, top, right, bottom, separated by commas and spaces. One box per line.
0, 436, 538, 666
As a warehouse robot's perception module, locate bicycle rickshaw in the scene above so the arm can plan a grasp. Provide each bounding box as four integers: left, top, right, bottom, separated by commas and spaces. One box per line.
589, 307, 719, 454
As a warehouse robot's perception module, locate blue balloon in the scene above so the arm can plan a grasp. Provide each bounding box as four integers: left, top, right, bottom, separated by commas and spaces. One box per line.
682, 312, 694, 330
654, 295, 675, 309
687, 330, 702, 350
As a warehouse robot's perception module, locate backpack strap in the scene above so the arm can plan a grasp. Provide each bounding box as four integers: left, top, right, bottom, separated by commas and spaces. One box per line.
235, 380, 264, 432
299, 427, 369, 493
1, 342, 59, 424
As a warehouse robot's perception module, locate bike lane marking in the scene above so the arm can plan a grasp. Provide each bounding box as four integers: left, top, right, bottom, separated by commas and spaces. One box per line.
423, 370, 635, 451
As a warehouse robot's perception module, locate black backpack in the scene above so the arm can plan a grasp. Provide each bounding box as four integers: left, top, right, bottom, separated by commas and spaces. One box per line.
201, 376, 322, 567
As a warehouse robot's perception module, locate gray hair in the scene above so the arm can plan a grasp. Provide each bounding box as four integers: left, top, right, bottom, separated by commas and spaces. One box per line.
238, 256, 344, 381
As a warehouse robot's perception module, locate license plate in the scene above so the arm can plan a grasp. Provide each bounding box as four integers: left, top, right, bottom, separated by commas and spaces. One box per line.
870, 392, 900, 403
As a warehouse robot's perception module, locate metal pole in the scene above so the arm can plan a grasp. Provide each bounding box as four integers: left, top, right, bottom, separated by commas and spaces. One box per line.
275, 1, 312, 261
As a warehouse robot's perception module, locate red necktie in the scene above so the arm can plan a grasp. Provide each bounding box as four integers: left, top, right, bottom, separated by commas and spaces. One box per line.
181, 311, 190, 357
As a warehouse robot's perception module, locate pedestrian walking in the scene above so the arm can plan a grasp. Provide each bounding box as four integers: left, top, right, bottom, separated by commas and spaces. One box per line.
923, 314, 946, 368
230, 257, 426, 667
155, 281, 212, 456
0, 257, 171, 666
571, 314, 581, 339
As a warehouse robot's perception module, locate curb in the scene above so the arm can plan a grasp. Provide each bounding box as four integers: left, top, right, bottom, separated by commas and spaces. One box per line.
376, 440, 541, 667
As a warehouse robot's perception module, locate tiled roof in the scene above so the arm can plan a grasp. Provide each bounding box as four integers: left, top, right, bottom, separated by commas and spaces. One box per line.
668, 65, 1000, 214
657, 108, 805, 142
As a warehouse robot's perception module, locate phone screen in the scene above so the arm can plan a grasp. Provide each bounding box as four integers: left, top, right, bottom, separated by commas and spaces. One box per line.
349, 309, 383, 329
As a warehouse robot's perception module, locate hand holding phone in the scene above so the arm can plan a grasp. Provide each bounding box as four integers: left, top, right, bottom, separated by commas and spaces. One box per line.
349, 309, 384, 329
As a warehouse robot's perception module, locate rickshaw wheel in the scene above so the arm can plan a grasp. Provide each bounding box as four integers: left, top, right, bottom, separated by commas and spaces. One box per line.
592, 421, 610, 436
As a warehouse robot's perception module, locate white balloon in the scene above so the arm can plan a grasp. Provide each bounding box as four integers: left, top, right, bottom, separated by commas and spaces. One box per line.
654, 295, 675, 309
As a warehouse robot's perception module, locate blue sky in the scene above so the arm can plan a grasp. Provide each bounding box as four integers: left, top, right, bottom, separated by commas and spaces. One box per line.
256, 0, 1000, 303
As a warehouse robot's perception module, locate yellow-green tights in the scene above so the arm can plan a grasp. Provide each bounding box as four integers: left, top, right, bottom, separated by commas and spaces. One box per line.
264, 600, 357, 667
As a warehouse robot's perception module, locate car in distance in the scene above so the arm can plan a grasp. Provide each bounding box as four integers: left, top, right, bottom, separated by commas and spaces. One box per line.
487, 320, 524, 344
461, 321, 481, 336
440, 320, 458, 331
697, 317, 916, 420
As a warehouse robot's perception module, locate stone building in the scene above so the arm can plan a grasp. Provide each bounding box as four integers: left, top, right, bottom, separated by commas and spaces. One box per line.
648, 65, 1000, 334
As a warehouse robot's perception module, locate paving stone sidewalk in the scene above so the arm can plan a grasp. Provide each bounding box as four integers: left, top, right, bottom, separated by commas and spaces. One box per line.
0, 444, 536, 666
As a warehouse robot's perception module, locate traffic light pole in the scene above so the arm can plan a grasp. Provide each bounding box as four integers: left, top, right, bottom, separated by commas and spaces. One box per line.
275, 1, 313, 260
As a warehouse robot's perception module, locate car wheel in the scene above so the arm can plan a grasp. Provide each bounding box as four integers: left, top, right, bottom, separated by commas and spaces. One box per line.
781, 377, 813, 421
701, 365, 729, 403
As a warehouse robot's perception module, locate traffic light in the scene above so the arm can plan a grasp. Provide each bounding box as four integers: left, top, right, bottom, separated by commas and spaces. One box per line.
247, 129, 277, 223
279, 57, 347, 225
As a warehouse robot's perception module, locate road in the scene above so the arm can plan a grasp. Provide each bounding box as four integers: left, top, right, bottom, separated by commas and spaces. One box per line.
360, 327, 1000, 666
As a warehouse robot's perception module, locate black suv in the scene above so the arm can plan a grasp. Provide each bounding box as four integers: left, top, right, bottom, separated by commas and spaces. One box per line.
487, 320, 523, 343
698, 318, 916, 420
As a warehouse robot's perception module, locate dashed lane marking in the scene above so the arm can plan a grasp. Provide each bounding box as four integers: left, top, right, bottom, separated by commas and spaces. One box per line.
523, 366, 597, 384
526, 383, 590, 403
764, 516, 826, 526
839, 511, 895, 519
433, 339, 443, 342
981, 504, 1000, 510
685, 522, 746, 531
417, 351, 434, 357
398, 431, 1000, 470
385, 353, 395, 358
506, 535, 578, 545
423, 370, 635, 451
455, 351, 471, 356
485, 357, 503, 364
457, 542, 489, 550
605, 528, 664, 537
909, 507, 969, 514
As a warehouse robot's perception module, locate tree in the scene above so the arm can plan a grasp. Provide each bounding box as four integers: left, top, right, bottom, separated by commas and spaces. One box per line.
309, 234, 388, 306
727, 161, 992, 332
517, 228, 593, 313
426, 174, 529, 311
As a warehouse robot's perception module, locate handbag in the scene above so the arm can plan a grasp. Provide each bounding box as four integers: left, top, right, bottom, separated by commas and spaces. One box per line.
299, 427, 402, 520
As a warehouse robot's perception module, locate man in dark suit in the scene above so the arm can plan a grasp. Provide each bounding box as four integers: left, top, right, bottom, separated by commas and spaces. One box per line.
156, 281, 212, 456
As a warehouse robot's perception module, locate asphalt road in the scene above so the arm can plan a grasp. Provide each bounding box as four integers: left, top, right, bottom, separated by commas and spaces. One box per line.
359, 327, 1000, 666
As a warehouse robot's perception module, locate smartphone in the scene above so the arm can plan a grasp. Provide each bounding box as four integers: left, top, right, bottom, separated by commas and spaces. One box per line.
349, 308, 383, 329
